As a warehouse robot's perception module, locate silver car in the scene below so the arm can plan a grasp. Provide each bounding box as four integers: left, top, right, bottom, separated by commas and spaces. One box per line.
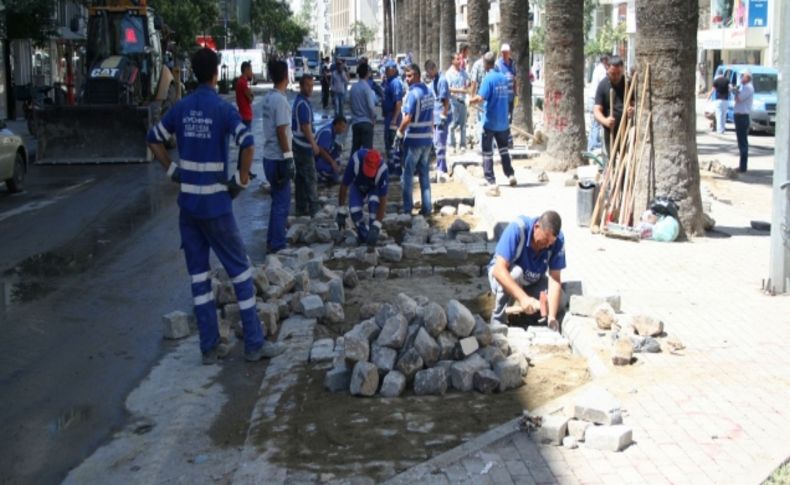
0, 121, 28, 193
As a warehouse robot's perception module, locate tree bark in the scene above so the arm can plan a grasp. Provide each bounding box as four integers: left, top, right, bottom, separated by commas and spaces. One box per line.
499, 0, 532, 133
467, 0, 490, 59
440, 0, 457, 69
635, 0, 704, 237
383, 0, 391, 55
430, 0, 441, 64
543, 0, 586, 170
406, 0, 415, 59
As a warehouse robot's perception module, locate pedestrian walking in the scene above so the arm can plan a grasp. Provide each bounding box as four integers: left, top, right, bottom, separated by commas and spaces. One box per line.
394, 63, 434, 216
495, 43, 517, 148
291, 74, 321, 217
733, 71, 754, 172
320, 57, 332, 110
287, 54, 296, 86
336, 148, 388, 246
425, 59, 451, 179
261, 60, 295, 253
469, 52, 516, 195
446, 52, 469, 154
331, 60, 349, 118
349, 63, 377, 152
382, 60, 405, 176
587, 55, 609, 152
469, 45, 490, 150
709, 72, 730, 134
146, 48, 284, 364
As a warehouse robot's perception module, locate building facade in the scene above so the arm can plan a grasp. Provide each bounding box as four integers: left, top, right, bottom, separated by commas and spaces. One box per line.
328, 0, 379, 53
698, 0, 777, 70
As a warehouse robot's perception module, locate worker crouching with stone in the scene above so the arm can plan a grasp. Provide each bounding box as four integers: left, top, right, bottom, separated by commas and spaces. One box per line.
336, 148, 389, 246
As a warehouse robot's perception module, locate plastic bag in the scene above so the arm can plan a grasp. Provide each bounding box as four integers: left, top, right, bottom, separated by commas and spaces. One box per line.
651, 215, 680, 242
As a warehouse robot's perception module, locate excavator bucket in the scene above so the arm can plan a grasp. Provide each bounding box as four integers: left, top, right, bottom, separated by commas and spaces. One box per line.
35, 105, 153, 164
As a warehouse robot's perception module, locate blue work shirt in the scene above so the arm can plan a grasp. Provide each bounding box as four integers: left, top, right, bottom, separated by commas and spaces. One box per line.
291, 93, 314, 151
382, 74, 405, 115
492, 216, 566, 285
147, 84, 252, 219
429, 73, 452, 126
314, 124, 336, 162
495, 57, 517, 100
342, 148, 389, 197
402, 82, 434, 147
478, 70, 511, 132
445, 66, 469, 100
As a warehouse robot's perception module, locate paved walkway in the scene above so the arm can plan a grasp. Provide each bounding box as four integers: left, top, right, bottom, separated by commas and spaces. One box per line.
387, 122, 790, 484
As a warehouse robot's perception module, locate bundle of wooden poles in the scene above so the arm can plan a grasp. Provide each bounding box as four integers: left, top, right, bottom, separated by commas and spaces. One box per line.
590, 63, 652, 234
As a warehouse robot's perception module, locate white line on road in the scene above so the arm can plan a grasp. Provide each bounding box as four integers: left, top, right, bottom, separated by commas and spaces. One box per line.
0, 179, 95, 223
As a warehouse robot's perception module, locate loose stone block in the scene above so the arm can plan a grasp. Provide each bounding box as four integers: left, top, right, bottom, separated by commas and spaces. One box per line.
422, 302, 448, 336
439, 205, 457, 216
265, 267, 295, 293
353, 319, 381, 341
293, 270, 310, 292
448, 218, 471, 233
411, 266, 432, 277
585, 425, 633, 452
569, 294, 621, 316
631, 314, 664, 337
371, 345, 398, 374
535, 415, 569, 446
493, 354, 523, 391
593, 303, 617, 330
489, 321, 509, 336
328, 278, 345, 304
612, 337, 634, 366
396, 293, 418, 322
253, 267, 269, 294
380, 244, 404, 262
449, 354, 489, 392
446, 299, 475, 337
359, 302, 381, 320
162, 311, 191, 339
414, 367, 448, 395
567, 419, 592, 442
414, 328, 441, 366
374, 303, 401, 327
256, 303, 279, 335
473, 369, 500, 394
380, 370, 407, 397
473, 316, 493, 347
374, 266, 390, 279
377, 313, 409, 349
491, 333, 511, 356
324, 366, 352, 392
437, 331, 458, 360
309, 280, 330, 299
457, 203, 474, 216
395, 348, 424, 380
322, 302, 345, 324
343, 330, 370, 363
350, 361, 379, 397
310, 338, 335, 364
343, 266, 359, 289
298, 294, 325, 318
391, 267, 411, 278
446, 244, 468, 260
223, 303, 241, 323
459, 336, 480, 356
402, 243, 424, 259
562, 436, 579, 449
476, 346, 506, 365
573, 388, 624, 425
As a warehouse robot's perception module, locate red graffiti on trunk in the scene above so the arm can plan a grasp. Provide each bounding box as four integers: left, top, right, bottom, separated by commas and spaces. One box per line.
544, 89, 569, 132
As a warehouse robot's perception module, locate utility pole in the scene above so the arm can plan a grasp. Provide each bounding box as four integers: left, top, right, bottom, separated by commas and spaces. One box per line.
768, 0, 790, 294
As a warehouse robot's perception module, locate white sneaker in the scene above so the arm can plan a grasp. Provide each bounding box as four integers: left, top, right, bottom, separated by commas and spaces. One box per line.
508, 175, 518, 187
485, 184, 500, 197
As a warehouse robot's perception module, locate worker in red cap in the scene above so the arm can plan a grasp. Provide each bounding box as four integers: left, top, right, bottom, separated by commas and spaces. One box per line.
336, 148, 389, 246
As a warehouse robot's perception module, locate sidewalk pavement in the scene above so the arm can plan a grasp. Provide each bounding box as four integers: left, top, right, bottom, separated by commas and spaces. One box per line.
386, 119, 789, 484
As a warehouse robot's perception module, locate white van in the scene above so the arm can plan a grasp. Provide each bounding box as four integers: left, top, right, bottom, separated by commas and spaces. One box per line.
219, 49, 267, 84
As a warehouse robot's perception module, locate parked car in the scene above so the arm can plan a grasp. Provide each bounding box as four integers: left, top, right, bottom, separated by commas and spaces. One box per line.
294, 56, 307, 80
713, 64, 777, 135
0, 121, 28, 193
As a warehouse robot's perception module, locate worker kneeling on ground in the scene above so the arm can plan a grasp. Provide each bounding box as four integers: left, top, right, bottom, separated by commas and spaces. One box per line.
314, 115, 348, 185
146, 48, 284, 364
336, 148, 389, 246
488, 211, 567, 332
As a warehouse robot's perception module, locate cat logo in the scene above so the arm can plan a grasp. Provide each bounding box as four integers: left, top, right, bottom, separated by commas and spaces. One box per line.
91, 68, 120, 78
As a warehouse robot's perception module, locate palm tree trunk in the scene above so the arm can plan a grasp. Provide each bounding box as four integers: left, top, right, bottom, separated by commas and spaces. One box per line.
499, 0, 532, 133
419, 0, 428, 65
543, 0, 586, 170
467, 0, 489, 59
430, 0, 440, 64
383, 0, 391, 55
440, 0, 456, 69
634, 0, 704, 237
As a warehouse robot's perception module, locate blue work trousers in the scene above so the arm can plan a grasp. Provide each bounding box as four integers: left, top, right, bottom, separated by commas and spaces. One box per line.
349, 186, 380, 242
433, 122, 449, 174
481, 128, 515, 185
179, 211, 264, 354
263, 158, 292, 251
401, 144, 432, 215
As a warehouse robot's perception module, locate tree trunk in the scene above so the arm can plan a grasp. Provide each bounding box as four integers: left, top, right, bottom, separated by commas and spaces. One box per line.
467, 0, 489, 59
635, 0, 704, 237
543, 0, 586, 170
419, 0, 428, 65
499, 0, 532, 133
406, 0, 415, 59
440, 0, 456, 69
383, 0, 391, 55
430, 0, 440, 64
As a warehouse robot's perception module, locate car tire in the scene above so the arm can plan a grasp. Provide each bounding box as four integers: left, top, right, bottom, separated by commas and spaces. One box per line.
5, 151, 26, 193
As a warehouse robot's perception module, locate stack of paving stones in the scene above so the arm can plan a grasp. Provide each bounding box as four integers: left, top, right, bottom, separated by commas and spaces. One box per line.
567, 294, 668, 365
315, 294, 530, 397
536, 387, 633, 452
162, 248, 349, 341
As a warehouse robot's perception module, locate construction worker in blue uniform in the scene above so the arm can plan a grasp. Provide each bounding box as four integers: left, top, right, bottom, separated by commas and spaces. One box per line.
261, 60, 295, 252
336, 148, 388, 245
470, 52, 517, 193
495, 43, 518, 148
314, 116, 348, 185
425, 59, 451, 178
146, 48, 284, 364
291, 74, 321, 217
394, 63, 434, 216
382, 60, 405, 176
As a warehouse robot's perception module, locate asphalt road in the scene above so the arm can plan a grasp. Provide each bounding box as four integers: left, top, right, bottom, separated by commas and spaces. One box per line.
0, 89, 277, 484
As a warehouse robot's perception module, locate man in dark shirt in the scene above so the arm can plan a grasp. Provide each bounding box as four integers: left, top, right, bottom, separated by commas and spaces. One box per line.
709, 74, 730, 134
593, 56, 631, 155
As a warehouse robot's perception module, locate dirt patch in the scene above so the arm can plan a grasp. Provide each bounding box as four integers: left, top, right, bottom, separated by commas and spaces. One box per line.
427, 213, 478, 232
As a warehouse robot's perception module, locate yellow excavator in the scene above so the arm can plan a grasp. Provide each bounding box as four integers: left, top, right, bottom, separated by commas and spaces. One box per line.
35, 0, 176, 164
